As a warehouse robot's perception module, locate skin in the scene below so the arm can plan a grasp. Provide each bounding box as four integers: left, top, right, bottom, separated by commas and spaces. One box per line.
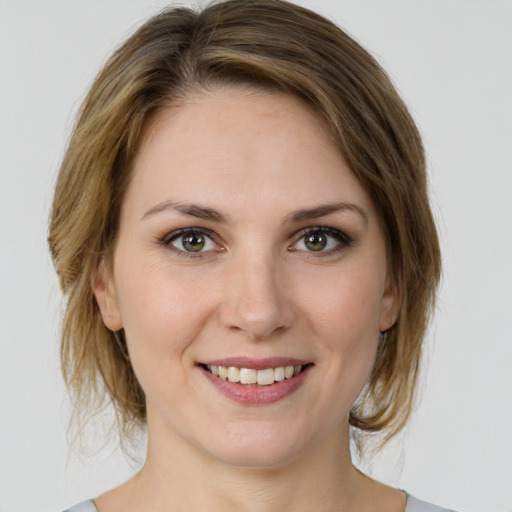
93, 87, 405, 512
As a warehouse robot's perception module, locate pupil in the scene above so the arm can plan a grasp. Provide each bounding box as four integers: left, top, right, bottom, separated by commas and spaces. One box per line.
305, 233, 327, 251
183, 234, 205, 252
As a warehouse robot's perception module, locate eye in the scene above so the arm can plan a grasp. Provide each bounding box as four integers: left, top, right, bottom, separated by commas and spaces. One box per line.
165, 228, 219, 254
291, 227, 351, 254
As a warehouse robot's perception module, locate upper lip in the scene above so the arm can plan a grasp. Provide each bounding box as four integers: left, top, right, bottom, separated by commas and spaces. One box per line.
199, 357, 312, 370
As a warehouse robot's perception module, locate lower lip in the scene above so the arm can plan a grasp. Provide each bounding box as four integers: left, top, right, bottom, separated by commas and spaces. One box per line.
199, 365, 312, 405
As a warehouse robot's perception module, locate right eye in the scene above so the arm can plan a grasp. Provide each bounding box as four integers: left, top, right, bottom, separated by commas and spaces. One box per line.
165, 228, 219, 255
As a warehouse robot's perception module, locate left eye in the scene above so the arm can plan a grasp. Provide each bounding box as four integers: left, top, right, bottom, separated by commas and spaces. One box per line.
168, 230, 218, 253
292, 228, 349, 253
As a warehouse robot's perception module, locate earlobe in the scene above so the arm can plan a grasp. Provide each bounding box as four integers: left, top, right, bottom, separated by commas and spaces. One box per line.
378, 274, 402, 332
91, 259, 123, 331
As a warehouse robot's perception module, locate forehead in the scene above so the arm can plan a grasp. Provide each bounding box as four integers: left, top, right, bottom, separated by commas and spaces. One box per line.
126, 87, 373, 218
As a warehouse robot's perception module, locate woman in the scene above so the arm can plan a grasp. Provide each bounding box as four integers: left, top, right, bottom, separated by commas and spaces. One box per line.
49, 1, 450, 510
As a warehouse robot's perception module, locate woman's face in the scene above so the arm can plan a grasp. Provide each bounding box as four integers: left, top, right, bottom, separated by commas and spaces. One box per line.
94, 87, 400, 468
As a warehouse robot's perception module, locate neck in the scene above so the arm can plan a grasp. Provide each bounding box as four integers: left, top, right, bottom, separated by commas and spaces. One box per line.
117, 416, 371, 512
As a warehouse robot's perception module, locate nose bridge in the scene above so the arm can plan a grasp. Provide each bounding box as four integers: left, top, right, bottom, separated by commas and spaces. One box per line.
220, 245, 294, 340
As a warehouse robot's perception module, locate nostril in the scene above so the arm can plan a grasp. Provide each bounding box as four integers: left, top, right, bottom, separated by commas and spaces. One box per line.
219, 299, 294, 340
218, 262, 295, 339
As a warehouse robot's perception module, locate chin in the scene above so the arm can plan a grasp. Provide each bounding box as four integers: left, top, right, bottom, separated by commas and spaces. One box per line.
195, 420, 322, 470
209, 442, 303, 470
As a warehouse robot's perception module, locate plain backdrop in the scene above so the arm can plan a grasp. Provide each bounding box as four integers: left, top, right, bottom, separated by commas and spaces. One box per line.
1, 1, 511, 511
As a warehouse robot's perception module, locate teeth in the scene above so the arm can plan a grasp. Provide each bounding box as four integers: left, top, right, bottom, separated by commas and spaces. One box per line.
218, 366, 228, 380
206, 364, 303, 385
257, 368, 274, 385
239, 367, 257, 384
274, 366, 285, 381
227, 367, 240, 383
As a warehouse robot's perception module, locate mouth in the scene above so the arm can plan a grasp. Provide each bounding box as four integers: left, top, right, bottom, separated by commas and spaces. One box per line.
197, 359, 313, 405
200, 363, 311, 386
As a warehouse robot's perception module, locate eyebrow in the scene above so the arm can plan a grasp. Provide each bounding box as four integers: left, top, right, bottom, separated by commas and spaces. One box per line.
141, 200, 230, 223
141, 199, 368, 226
285, 202, 368, 225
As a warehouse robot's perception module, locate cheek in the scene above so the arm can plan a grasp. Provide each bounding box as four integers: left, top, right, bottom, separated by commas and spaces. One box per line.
296, 262, 385, 337
112, 253, 218, 363
295, 262, 383, 396
111, 258, 222, 411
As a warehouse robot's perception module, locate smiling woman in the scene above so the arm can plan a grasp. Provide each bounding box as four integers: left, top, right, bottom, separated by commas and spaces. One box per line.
93, 89, 398, 475
48, 1, 448, 511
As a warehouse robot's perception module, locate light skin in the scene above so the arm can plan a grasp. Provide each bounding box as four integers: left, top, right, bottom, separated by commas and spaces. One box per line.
93, 87, 405, 512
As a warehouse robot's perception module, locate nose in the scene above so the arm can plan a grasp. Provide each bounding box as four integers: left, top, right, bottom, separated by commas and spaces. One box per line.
219, 251, 295, 340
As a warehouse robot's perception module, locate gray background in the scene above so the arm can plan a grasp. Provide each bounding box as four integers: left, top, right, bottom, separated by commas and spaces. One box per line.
1, 1, 511, 511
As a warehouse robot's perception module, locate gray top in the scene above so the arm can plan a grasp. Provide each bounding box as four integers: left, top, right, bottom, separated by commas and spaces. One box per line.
63, 493, 457, 511
405, 494, 457, 512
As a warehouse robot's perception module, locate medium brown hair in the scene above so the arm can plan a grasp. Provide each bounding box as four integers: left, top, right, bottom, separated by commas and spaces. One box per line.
49, 0, 441, 450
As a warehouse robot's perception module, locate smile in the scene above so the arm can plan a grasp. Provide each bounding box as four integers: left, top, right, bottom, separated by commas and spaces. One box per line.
205, 364, 304, 385
199, 359, 313, 404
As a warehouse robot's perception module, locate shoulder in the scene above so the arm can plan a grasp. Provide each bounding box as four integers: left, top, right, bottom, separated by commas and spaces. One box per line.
405, 493, 458, 512
62, 499, 98, 512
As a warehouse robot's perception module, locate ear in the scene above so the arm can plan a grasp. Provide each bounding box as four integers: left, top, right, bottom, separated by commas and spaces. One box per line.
378, 273, 402, 332
91, 259, 123, 331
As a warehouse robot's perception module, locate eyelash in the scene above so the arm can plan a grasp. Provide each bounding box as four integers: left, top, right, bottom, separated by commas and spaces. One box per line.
292, 227, 353, 256
160, 228, 220, 258
158, 226, 352, 258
